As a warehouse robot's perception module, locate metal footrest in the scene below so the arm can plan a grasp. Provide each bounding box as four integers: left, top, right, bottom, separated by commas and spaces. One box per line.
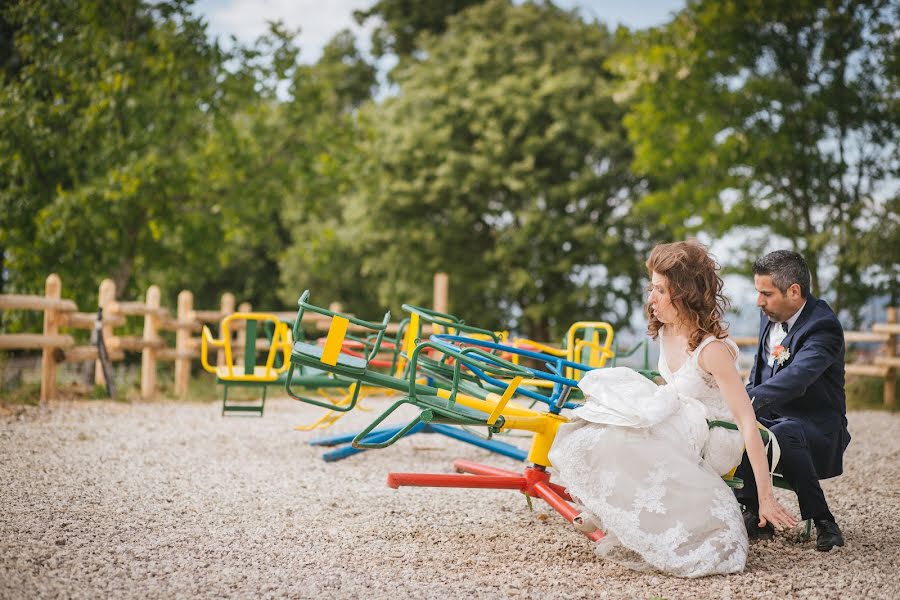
222, 384, 266, 417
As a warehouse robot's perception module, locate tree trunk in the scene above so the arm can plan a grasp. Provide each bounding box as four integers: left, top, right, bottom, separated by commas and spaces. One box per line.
804, 249, 820, 299
114, 225, 140, 296
526, 316, 549, 343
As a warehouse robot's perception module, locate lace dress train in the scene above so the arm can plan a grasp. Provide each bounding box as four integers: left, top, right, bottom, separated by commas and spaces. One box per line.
548, 336, 748, 578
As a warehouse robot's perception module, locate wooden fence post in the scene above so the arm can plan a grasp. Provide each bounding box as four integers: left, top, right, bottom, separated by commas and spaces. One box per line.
174, 290, 193, 397
95, 279, 116, 387
433, 272, 449, 314
217, 293, 235, 368
885, 307, 897, 408
140, 286, 161, 400
40, 274, 62, 402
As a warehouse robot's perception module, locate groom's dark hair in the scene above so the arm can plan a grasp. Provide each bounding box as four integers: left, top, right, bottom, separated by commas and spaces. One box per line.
753, 250, 811, 298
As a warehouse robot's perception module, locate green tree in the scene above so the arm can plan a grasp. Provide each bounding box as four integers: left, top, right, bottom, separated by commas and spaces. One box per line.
276, 30, 379, 312
0, 0, 225, 311
354, 0, 487, 59
296, 0, 650, 338
162, 24, 376, 312
0, 1, 375, 318
615, 0, 899, 319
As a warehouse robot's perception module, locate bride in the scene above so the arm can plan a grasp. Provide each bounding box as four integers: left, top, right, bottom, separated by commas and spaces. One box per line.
548, 241, 797, 577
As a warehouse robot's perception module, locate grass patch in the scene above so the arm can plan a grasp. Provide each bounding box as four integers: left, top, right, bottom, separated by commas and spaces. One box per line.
156, 369, 272, 405
846, 375, 898, 411
0, 382, 42, 406
0, 361, 231, 406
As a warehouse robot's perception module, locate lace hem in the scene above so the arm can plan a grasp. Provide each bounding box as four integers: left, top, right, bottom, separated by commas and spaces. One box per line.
549, 418, 748, 577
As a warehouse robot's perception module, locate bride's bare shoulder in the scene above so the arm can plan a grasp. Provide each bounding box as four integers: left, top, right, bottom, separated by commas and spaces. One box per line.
697, 337, 739, 371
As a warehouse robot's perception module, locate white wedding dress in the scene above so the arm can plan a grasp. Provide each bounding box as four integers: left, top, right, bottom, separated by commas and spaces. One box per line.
548, 334, 748, 578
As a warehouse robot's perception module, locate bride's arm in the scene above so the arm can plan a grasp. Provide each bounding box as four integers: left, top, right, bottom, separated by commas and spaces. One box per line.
700, 342, 799, 530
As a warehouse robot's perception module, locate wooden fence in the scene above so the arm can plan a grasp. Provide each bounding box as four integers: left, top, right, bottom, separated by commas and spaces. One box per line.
0, 273, 450, 402
0, 274, 895, 407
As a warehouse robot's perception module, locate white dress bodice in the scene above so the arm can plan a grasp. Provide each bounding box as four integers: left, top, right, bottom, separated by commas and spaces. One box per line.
658, 331, 745, 477
658, 331, 740, 423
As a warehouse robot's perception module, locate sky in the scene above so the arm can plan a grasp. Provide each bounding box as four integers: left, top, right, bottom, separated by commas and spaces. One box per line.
191, 0, 687, 62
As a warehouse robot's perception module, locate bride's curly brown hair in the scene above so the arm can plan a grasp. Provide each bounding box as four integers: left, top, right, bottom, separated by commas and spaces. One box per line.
645, 240, 730, 351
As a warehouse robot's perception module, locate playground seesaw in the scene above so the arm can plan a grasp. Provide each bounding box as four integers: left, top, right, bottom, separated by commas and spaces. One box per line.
292, 308, 486, 433
200, 312, 365, 416
283, 294, 638, 539
376, 333, 637, 541
298, 300, 619, 461
290, 335, 403, 432
200, 312, 294, 415
285, 292, 536, 462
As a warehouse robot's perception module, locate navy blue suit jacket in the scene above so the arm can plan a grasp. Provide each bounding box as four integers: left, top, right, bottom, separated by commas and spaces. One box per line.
746, 295, 850, 479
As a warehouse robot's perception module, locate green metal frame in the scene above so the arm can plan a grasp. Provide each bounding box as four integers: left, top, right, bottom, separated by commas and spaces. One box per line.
284, 290, 391, 413
217, 318, 267, 416
349, 341, 531, 450
218, 314, 351, 416
284, 291, 533, 450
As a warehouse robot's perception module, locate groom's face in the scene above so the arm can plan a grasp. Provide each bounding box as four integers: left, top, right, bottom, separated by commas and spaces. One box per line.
754, 274, 801, 322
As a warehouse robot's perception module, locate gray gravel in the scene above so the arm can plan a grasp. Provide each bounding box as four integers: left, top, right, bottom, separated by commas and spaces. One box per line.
1, 396, 898, 599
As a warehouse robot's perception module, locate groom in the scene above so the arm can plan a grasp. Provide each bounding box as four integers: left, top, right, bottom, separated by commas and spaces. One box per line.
735, 250, 851, 552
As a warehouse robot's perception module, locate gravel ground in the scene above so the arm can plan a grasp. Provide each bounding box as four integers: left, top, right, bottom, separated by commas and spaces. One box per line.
1, 396, 898, 599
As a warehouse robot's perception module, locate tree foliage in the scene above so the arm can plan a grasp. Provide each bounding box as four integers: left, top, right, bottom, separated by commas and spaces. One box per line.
0, 0, 225, 310
614, 0, 899, 318
0, 1, 374, 319
291, 0, 651, 338
1, 0, 896, 339
354, 0, 486, 59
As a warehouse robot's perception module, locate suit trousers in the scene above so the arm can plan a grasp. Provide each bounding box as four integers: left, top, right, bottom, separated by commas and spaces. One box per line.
734, 418, 835, 522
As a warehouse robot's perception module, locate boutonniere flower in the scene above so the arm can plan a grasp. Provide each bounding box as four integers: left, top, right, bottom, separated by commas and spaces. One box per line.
772, 345, 790, 366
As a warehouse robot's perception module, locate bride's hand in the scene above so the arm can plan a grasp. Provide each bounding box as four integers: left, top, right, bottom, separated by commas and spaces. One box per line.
758, 493, 799, 531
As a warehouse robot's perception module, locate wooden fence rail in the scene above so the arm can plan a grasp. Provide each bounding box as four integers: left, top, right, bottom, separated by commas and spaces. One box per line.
0, 273, 451, 402
0, 274, 894, 407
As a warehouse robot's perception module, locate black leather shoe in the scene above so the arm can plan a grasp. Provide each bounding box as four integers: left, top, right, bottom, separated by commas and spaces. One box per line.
742, 509, 774, 540
814, 519, 844, 552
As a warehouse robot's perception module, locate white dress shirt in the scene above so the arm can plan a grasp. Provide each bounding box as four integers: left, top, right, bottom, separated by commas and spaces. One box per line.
765, 302, 806, 367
